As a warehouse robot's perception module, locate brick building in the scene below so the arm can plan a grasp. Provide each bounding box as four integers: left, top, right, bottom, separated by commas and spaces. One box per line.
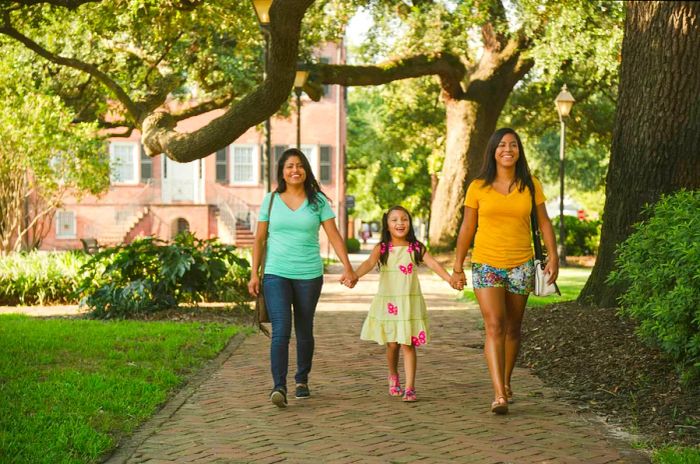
41, 43, 347, 252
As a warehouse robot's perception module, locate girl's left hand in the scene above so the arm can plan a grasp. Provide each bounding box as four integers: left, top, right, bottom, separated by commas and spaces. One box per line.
544, 260, 559, 284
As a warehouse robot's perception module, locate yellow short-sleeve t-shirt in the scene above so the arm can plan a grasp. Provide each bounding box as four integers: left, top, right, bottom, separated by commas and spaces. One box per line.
464, 177, 546, 269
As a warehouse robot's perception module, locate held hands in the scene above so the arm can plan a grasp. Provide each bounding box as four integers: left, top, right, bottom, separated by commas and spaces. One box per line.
340, 268, 359, 289
450, 269, 466, 290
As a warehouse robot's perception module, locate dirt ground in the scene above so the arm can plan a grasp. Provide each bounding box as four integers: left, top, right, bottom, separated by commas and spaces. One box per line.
519, 301, 700, 447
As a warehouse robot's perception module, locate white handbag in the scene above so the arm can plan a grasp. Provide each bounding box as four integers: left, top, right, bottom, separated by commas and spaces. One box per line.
530, 185, 561, 297
534, 259, 560, 296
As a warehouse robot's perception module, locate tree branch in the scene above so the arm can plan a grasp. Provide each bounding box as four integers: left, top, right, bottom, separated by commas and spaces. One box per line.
308, 52, 466, 100
7, 0, 100, 9
170, 95, 236, 121
0, 13, 143, 122
141, 0, 315, 162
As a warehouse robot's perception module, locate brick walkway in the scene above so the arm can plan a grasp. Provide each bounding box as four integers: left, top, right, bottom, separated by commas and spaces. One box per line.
107, 268, 649, 464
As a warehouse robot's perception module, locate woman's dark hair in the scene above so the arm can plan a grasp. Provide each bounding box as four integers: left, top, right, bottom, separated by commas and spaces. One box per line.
275, 148, 327, 209
378, 205, 425, 267
477, 127, 534, 194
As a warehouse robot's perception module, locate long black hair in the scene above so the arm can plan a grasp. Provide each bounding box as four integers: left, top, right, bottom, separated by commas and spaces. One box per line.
378, 205, 425, 267
477, 128, 534, 194
275, 148, 327, 210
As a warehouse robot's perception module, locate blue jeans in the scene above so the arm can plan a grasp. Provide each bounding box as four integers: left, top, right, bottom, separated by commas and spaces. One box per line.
263, 274, 323, 390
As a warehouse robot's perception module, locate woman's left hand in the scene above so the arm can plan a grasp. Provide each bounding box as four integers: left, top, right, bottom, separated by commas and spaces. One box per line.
340, 268, 358, 288
544, 260, 559, 285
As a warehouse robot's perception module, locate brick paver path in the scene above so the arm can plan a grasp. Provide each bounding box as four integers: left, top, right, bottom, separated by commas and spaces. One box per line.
107, 266, 648, 463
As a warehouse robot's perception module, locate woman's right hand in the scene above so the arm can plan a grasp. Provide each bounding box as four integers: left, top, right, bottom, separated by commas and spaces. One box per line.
248, 275, 260, 297
450, 270, 466, 290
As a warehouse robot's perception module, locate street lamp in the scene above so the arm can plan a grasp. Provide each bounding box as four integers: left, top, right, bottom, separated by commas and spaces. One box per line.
252, 0, 273, 191
294, 63, 309, 149
555, 84, 575, 267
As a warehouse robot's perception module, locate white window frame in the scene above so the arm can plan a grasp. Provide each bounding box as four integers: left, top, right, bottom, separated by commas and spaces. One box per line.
300, 144, 319, 180
55, 210, 76, 239
229, 144, 259, 185
109, 141, 139, 185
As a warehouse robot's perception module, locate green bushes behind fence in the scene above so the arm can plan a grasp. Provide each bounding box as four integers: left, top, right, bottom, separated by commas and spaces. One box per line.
0, 233, 252, 317
0, 251, 87, 305
608, 190, 700, 383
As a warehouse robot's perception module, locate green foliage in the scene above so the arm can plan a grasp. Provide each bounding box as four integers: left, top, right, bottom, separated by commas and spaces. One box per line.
552, 216, 601, 256
0, 314, 244, 463
608, 191, 700, 383
346, 237, 361, 253
0, 251, 88, 305
652, 446, 700, 464
78, 233, 251, 319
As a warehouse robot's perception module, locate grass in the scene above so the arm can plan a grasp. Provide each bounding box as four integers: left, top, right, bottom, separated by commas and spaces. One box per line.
652, 446, 700, 464
0, 314, 250, 463
458, 266, 592, 307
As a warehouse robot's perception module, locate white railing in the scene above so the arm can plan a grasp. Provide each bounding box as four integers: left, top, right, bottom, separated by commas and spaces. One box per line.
213, 183, 258, 236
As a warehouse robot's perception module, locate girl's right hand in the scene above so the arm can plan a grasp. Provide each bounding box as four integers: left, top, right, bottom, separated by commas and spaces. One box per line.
248, 275, 260, 297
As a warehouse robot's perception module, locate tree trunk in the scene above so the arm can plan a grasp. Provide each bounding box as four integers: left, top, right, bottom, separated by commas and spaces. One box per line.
578, 1, 700, 306
428, 45, 533, 249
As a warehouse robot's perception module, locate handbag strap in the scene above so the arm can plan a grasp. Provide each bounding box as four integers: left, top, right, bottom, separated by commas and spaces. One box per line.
529, 182, 545, 261
259, 192, 275, 277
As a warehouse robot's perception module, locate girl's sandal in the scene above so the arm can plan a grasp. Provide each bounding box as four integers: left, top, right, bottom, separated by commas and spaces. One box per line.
491, 396, 509, 414
388, 374, 403, 397
505, 385, 514, 404
403, 388, 417, 402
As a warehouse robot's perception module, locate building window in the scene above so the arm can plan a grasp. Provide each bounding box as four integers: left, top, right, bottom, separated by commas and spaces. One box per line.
56, 211, 76, 238
176, 218, 190, 234
320, 145, 332, 184
320, 57, 331, 98
231, 145, 258, 185
300, 144, 319, 179
109, 142, 139, 184
272, 145, 288, 183
215, 148, 228, 184
140, 145, 153, 182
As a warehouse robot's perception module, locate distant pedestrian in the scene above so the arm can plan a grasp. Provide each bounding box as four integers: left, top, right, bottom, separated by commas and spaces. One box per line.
450, 128, 559, 414
353, 206, 452, 402
248, 148, 358, 408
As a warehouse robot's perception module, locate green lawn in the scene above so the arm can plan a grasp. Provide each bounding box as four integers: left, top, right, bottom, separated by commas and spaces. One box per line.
0, 315, 249, 464
653, 446, 700, 464
459, 266, 592, 307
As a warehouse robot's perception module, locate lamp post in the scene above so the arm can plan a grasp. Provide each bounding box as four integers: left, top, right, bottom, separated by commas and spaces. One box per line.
555, 84, 575, 267
293, 64, 309, 149
252, 0, 273, 191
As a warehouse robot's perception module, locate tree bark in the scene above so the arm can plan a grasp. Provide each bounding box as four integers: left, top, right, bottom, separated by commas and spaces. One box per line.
578, 1, 700, 306
428, 42, 533, 249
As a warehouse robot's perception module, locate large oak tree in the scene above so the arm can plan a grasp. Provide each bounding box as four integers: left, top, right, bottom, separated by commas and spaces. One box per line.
578, 1, 700, 306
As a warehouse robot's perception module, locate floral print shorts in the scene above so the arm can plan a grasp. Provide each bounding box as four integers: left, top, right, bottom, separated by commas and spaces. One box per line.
472, 260, 535, 295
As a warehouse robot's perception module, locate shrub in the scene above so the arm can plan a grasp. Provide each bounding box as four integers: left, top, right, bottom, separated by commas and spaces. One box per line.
346, 237, 361, 253
77, 233, 250, 319
607, 190, 700, 383
552, 216, 601, 256
0, 251, 87, 305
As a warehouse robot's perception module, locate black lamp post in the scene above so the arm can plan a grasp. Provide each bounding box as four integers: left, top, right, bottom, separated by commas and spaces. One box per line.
293, 64, 309, 149
555, 84, 575, 267
252, 0, 273, 191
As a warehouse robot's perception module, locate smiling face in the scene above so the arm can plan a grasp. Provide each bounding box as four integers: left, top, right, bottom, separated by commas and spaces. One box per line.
387, 209, 410, 240
495, 133, 520, 168
282, 155, 306, 186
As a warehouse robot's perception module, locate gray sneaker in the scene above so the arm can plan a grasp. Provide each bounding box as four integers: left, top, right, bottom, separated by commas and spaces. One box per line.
270, 388, 287, 408
295, 383, 310, 399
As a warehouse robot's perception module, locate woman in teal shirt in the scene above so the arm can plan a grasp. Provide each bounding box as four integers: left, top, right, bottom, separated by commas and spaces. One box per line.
248, 148, 358, 408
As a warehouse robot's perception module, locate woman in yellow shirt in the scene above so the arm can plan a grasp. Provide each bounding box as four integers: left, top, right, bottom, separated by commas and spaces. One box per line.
451, 128, 559, 414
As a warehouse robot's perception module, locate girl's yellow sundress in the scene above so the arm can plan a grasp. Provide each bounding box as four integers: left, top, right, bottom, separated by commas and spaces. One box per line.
360, 245, 429, 346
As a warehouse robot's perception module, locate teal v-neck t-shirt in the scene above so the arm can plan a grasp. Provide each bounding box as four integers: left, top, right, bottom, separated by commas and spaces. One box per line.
258, 191, 336, 279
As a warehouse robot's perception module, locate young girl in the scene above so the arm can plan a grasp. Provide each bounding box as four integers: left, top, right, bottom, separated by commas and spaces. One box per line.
355, 206, 452, 402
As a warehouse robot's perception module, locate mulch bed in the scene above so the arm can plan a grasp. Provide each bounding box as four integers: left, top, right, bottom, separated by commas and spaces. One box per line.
520, 301, 700, 446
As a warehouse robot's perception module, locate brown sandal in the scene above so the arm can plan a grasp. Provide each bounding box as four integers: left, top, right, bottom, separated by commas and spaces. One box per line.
491, 396, 509, 414
505, 385, 514, 404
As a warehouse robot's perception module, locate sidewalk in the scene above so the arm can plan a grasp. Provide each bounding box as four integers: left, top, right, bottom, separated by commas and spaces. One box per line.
106, 263, 649, 463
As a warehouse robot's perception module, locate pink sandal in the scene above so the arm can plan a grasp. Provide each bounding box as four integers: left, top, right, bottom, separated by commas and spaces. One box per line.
403, 388, 417, 402
388, 374, 403, 396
